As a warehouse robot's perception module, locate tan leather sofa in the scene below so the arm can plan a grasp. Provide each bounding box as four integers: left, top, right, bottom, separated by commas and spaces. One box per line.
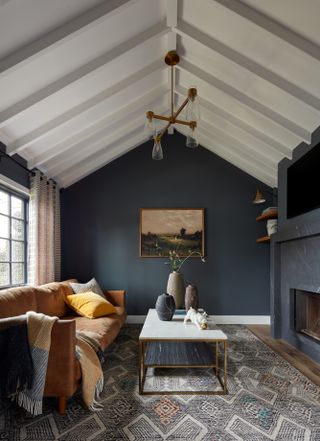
0, 280, 126, 413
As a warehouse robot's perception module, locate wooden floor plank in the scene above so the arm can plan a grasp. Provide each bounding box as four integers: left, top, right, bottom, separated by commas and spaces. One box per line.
247, 325, 320, 386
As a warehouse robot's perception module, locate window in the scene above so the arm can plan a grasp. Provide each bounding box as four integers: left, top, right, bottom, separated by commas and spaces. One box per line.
0, 186, 28, 288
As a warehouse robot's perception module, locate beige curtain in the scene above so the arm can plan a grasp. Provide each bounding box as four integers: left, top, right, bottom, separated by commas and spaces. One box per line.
28, 170, 61, 286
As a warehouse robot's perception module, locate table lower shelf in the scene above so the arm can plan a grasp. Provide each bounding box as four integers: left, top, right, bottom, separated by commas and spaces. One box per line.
139, 340, 228, 395
144, 341, 215, 367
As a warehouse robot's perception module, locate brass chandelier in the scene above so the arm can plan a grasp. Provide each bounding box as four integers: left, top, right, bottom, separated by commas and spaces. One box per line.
144, 50, 200, 160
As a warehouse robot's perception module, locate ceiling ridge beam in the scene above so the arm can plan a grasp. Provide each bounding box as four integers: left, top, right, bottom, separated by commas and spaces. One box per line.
175, 85, 292, 158
175, 20, 320, 111
0, 20, 168, 129
178, 59, 311, 143
213, 0, 320, 62
59, 131, 147, 188
7, 60, 165, 155
177, 126, 276, 187
46, 117, 147, 177
30, 85, 168, 169
0, 0, 137, 76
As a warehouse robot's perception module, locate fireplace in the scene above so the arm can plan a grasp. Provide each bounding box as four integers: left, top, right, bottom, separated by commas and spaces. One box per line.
295, 290, 320, 342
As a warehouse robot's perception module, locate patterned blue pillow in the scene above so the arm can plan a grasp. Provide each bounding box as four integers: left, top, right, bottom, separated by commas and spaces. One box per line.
70, 278, 106, 299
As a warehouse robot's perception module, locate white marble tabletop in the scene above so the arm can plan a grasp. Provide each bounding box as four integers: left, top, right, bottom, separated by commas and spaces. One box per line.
139, 309, 228, 341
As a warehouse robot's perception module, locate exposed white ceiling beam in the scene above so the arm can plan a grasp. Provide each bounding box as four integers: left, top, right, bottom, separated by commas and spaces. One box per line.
30, 85, 168, 169
213, 0, 320, 62
59, 130, 147, 188
175, 85, 293, 159
199, 123, 277, 177
175, 20, 320, 111
0, 21, 168, 129
178, 59, 312, 143
46, 116, 147, 177
0, 0, 134, 76
177, 126, 276, 187
44, 104, 167, 175
199, 108, 283, 164
7, 60, 165, 155
0, 130, 13, 146
177, 93, 281, 165
199, 119, 278, 170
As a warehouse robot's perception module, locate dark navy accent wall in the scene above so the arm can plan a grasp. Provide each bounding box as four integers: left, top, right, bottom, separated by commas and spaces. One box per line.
0, 142, 30, 188
61, 132, 272, 315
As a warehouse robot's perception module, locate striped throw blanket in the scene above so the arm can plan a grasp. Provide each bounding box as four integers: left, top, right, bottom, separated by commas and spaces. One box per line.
76, 331, 104, 411
16, 311, 58, 416
0, 315, 34, 397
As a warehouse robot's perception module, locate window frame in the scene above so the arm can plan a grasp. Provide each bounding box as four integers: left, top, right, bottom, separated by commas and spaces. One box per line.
0, 184, 29, 288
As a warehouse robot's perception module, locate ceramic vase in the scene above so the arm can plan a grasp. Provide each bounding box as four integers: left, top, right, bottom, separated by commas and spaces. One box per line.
267, 219, 278, 236
155, 293, 176, 321
185, 284, 199, 312
166, 271, 185, 309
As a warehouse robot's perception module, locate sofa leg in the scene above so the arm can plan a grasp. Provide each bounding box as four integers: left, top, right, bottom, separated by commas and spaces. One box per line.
58, 396, 67, 414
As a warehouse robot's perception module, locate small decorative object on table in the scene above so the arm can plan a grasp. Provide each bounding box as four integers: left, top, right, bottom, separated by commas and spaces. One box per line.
185, 284, 199, 311
165, 250, 206, 309
184, 307, 209, 330
155, 293, 176, 321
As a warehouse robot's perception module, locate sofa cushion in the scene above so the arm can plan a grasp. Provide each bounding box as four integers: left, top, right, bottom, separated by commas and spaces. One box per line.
0, 286, 37, 318
35, 280, 76, 318
70, 278, 105, 298
65, 291, 117, 319
64, 307, 126, 351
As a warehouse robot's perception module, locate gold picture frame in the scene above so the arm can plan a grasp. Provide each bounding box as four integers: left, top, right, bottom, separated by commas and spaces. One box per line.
140, 208, 204, 257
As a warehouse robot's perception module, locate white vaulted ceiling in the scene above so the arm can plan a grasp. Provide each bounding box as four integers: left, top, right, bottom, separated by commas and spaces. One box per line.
0, 0, 319, 188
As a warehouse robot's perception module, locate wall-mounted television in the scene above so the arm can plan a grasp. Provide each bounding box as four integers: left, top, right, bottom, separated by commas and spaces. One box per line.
287, 143, 320, 218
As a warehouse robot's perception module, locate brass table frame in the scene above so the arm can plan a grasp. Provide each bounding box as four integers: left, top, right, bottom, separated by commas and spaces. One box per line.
138, 338, 228, 395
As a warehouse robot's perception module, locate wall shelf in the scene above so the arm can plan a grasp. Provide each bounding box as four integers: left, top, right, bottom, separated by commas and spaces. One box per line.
256, 209, 278, 243
256, 236, 271, 243
256, 210, 278, 222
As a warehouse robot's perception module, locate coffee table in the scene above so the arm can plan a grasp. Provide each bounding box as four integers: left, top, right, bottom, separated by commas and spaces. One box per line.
138, 309, 228, 395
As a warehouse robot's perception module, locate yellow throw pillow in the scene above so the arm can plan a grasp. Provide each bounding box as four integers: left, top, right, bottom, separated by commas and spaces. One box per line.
65, 291, 117, 319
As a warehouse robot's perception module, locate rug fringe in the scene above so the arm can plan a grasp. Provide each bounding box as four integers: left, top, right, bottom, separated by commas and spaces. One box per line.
15, 391, 42, 416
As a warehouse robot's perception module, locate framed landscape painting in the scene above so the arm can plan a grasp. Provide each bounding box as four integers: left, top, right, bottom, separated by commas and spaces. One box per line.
140, 208, 204, 257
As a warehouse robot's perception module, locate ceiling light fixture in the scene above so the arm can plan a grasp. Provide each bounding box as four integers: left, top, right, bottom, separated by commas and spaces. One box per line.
144, 50, 200, 160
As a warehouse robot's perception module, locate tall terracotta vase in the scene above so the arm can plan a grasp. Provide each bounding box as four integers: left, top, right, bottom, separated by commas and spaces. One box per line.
166, 271, 185, 309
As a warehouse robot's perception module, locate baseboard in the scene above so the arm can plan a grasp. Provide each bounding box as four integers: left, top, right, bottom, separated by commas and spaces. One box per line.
126, 315, 147, 324
126, 315, 271, 325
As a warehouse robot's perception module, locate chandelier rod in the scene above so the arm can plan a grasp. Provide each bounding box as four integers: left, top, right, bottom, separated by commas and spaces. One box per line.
171, 65, 174, 118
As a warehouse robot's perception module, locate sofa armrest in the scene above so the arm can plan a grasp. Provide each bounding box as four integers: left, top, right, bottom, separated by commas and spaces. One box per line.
44, 319, 79, 397
104, 290, 126, 307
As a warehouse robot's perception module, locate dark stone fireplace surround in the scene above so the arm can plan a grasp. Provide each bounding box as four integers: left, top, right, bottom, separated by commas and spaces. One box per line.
271, 220, 320, 363
271, 127, 320, 364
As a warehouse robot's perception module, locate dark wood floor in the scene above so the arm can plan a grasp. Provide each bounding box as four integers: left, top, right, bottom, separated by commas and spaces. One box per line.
247, 325, 320, 387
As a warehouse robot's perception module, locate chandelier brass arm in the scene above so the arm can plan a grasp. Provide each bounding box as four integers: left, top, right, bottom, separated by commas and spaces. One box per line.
144, 51, 200, 159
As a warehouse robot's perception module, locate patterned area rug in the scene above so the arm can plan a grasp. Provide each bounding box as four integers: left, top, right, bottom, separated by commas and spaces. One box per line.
1, 325, 319, 440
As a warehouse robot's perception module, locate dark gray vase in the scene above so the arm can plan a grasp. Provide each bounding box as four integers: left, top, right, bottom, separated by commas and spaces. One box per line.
185, 284, 199, 311
155, 293, 176, 321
